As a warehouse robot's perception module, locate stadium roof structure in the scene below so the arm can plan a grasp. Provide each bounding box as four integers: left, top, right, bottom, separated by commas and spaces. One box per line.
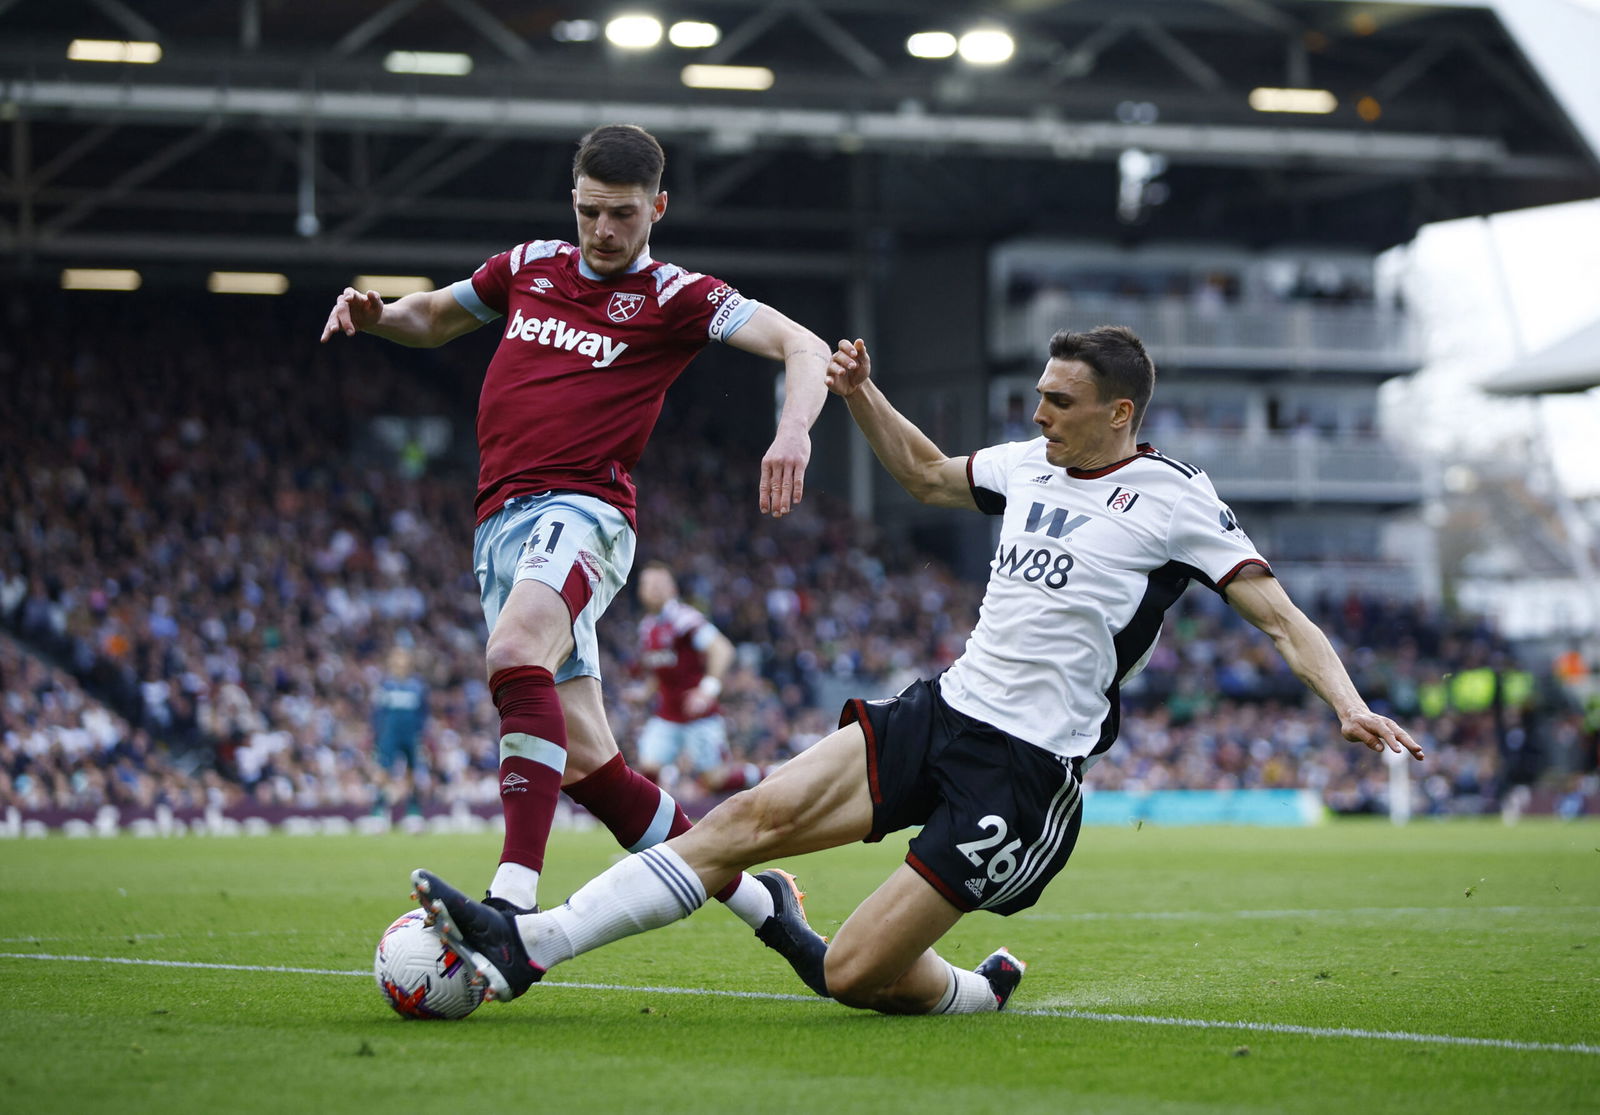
1481, 317, 1600, 395
2, 0, 1598, 281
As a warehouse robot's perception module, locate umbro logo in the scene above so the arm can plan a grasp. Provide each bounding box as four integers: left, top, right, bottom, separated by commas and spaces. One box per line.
1030, 474, 1052, 485
530, 278, 553, 291
965, 877, 986, 899
501, 772, 529, 794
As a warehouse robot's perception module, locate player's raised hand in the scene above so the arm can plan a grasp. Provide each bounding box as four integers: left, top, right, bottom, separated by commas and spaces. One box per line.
759, 425, 811, 517
1340, 708, 1425, 760
826, 338, 872, 396
320, 287, 385, 342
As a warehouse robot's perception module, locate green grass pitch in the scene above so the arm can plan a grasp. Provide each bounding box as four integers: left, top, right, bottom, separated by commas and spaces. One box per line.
2, 819, 1596, 1114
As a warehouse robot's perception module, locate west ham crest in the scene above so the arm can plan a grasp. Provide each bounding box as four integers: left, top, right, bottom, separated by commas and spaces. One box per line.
607, 292, 645, 322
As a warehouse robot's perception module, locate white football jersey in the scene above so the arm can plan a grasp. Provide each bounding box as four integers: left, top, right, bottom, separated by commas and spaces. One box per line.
939, 438, 1269, 764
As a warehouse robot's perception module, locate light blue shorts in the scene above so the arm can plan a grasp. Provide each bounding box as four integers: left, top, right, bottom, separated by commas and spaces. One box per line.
637, 714, 728, 774
472, 492, 636, 683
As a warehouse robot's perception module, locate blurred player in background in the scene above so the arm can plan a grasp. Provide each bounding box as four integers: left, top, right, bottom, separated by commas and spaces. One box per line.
371, 645, 428, 826
628, 562, 736, 794
321, 124, 830, 946
413, 325, 1423, 1013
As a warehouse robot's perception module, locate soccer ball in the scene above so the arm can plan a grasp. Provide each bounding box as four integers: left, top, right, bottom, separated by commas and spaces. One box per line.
373, 908, 484, 1020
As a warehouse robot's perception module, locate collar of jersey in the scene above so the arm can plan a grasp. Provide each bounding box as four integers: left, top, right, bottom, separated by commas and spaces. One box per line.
1066, 442, 1155, 479
577, 249, 654, 282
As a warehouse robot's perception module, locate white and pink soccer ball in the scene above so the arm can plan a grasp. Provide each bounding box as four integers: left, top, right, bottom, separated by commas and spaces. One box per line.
373, 909, 484, 1020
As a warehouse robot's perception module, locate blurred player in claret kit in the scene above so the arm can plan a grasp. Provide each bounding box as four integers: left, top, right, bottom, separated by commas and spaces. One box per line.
320, 124, 831, 961
629, 562, 740, 794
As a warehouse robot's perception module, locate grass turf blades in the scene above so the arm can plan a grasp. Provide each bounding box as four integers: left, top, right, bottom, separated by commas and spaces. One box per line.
2, 820, 1596, 1114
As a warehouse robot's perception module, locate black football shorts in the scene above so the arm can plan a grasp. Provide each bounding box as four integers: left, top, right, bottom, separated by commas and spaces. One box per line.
839, 676, 1083, 916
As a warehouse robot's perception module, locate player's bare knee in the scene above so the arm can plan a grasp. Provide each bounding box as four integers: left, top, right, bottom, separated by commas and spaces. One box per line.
484, 635, 530, 679
822, 965, 875, 1009
822, 945, 873, 1001
484, 629, 559, 678
823, 953, 902, 1012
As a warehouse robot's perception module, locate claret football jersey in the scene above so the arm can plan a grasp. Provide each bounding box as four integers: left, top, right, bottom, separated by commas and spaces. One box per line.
451, 240, 760, 526
637, 598, 721, 723
938, 439, 1270, 764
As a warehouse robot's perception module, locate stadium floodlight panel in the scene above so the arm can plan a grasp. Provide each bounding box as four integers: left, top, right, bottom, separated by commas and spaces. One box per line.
958, 29, 1014, 65
606, 15, 663, 49
208, 271, 289, 295
355, 275, 434, 298
906, 32, 958, 59
61, 268, 141, 291
668, 21, 720, 49
384, 51, 474, 76
552, 20, 599, 42
67, 39, 162, 64
681, 65, 774, 91
1249, 87, 1338, 114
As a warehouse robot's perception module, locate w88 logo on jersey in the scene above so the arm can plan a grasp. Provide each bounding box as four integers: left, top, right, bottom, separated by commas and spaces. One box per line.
994, 542, 1075, 588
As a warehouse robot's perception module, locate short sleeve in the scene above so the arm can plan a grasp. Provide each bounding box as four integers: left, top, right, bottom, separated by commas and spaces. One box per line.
966, 440, 1037, 515
689, 622, 721, 653
466, 248, 516, 319
1166, 482, 1270, 592
650, 266, 746, 344
708, 290, 760, 342
451, 278, 499, 323
670, 603, 706, 638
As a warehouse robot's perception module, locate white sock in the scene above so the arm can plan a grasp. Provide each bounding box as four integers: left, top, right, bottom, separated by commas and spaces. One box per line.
516, 845, 707, 971
933, 961, 999, 1015
721, 873, 775, 930
489, 862, 540, 910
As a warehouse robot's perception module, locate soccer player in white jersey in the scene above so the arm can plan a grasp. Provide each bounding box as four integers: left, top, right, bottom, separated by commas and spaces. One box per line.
413, 325, 1423, 1014
321, 125, 831, 965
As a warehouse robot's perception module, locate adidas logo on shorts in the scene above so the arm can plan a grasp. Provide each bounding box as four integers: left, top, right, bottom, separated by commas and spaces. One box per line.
965, 877, 986, 899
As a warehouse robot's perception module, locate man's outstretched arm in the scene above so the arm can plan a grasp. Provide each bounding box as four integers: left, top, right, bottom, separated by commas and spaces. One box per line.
826, 339, 976, 510
320, 286, 484, 348
724, 305, 832, 517
1224, 567, 1424, 759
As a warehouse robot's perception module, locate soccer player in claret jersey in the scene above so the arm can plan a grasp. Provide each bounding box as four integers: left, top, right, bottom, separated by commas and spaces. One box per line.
320, 125, 831, 974
629, 562, 738, 793
412, 325, 1423, 1014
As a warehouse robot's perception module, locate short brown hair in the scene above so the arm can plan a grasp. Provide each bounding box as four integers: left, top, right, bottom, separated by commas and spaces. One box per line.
573, 124, 665, 192
1048, 325, 1156, 431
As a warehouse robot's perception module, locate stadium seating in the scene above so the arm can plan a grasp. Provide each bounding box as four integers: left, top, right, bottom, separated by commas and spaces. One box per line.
2, 294, 1589, 823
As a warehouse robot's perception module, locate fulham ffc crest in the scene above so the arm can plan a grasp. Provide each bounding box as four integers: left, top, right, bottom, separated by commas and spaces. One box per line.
1106, 486, 1140, 514
607, 292, 645, 322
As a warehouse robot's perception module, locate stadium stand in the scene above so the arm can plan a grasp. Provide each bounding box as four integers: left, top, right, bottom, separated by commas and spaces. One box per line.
2, 294, 1593, 825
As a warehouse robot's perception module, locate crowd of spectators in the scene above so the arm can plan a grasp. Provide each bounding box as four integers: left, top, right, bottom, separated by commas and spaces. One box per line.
2, 291, 1591, 825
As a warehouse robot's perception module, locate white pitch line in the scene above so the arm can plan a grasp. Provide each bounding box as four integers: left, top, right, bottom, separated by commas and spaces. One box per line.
0, 952, 367, 978
1018, 1008, 1600, 1055
0, 929, 293, 945
4, 952, 1596, 1056
1021, 905, 1600, 922
0, 952, 821, 999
